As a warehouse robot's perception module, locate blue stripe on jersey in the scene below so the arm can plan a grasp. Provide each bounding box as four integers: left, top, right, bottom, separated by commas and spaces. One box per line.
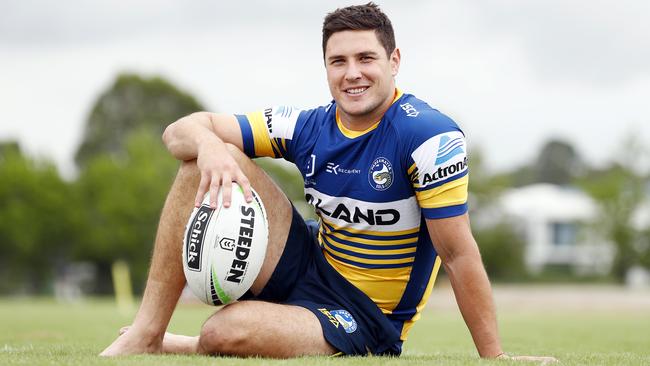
325, 249, 414, 269
388, 218, 438, 332
270, 139, 281, 157
275, 138, 289, 158
322, 235, 416, 260
235, 114, 255, 157
414, 169, 469, 191
321, 220, 420, 242
422, 203, 468, 219
323, 231, 417, 251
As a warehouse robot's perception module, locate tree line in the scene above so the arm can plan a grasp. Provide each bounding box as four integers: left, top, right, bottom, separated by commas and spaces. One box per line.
0, 73, 648, 295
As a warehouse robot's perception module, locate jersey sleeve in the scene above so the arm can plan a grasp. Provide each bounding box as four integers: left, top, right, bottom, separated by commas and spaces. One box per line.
235, 106, 303, 161
405, 112, 469, 219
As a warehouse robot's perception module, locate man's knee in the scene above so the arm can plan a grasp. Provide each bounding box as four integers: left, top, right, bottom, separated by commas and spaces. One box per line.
198, 304, 252, 355
177, 159, 200, 181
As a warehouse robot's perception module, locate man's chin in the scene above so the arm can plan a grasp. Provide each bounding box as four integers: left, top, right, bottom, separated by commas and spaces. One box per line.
338, 102, 375, 118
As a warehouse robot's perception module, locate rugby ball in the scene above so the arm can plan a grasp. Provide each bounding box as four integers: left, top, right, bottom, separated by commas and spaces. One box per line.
182, 183, 268, 306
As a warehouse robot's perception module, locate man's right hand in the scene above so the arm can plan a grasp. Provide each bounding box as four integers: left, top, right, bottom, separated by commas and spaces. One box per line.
162, 112, 253, 209
194, 136, 253, 208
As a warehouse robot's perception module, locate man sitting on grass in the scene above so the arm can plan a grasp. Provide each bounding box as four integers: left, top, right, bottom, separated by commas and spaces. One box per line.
101, 3, 556, 362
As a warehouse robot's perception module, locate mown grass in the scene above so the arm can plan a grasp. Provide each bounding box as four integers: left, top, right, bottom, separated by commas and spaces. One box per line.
0, 297, 648, 365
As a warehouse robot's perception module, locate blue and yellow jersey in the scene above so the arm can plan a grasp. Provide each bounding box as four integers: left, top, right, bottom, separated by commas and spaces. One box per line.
235, 90, 469, 340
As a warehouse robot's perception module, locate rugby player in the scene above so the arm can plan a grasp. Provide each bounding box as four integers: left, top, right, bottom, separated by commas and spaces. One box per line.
101, 3, 556, 362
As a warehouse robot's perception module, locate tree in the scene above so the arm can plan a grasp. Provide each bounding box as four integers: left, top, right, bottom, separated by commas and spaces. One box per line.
473, 223, 526, 281
579, 163, 646, 280
0, 142, 78, 293
534, 139, 583, 185
75, 73, 204, 167
502, 139, 583, 187
74, 130, 178, 293
578, 135, 649, 280
467, 147, 511, 210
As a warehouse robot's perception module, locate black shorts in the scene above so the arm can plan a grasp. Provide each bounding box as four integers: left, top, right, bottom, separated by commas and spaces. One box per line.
253, 206, 403, 356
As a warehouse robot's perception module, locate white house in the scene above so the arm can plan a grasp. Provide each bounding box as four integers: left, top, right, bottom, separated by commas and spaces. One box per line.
496, 183, 615, 275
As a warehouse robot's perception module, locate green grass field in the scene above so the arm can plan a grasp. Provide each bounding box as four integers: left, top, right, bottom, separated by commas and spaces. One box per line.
1, 296, 648, 366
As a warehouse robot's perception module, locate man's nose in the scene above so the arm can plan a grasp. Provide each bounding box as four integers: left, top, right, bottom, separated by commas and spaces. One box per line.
344, 61, 362, 81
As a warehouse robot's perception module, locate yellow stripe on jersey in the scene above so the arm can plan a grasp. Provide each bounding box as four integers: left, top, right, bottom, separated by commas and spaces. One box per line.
400, 256, 441, 340
245, 111, 275, 157
323, 250, 411, 313
322, 233, 417, 256
321, 217, 420, 237
322, 240, 415, 266
323, 230, 418, 246
407, 162, 417, 175
415, 175, 469, 209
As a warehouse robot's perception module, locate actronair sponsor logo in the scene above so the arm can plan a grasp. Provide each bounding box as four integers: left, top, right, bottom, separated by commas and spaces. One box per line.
411, 131, 468, 187
226, 205, 256, 284
435, 135, 465, 165
273, 105, 295, 118
422, 156, 468, 185
185, 205, 213, 271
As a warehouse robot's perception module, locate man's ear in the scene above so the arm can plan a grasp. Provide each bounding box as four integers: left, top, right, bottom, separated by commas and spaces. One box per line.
391, 48, 401, 77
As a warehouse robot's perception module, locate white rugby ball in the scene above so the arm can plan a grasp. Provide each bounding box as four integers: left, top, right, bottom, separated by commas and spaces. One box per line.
182, 183, 268, 306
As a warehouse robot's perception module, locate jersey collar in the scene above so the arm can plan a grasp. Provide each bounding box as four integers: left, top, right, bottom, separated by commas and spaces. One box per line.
335, 88, 404, 139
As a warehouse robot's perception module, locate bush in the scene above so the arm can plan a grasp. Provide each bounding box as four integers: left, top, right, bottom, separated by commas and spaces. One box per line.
473, 222, 526, 281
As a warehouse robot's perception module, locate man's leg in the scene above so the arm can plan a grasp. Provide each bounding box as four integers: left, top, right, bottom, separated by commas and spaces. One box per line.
101, 145, 311, 356
133, 301, 336, 357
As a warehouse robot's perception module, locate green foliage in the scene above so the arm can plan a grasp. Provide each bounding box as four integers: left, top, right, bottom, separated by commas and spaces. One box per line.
0, 144, 79, 293
534, 139, 583, 185
75, 73, 204, 168
473, 222, 526, 281
74, 130, 178, 292
500, 139, 584, 187
467, 147, 511, 209
254, 158, 315, 219
577, 163, 647, 280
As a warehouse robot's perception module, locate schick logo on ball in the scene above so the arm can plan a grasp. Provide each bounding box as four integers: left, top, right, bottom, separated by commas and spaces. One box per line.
186, 205, 213, 271
226, 205, 256, 284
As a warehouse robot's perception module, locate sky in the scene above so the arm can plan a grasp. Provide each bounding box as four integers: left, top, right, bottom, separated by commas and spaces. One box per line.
1, 0, 649, 178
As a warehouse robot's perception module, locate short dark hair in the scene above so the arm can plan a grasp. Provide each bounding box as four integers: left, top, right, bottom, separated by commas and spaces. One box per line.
322, 2, 396, 58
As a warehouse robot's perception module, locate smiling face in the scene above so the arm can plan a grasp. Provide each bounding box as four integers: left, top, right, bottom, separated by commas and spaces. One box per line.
324, 30, 400, 129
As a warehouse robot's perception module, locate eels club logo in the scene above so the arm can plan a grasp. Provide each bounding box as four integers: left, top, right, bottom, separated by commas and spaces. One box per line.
368, 157, 393, 191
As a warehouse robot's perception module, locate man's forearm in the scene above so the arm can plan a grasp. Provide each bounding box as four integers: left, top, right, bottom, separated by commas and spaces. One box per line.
444, 253, 502, 357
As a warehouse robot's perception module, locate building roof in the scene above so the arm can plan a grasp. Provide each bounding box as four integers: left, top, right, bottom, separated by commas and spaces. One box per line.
500, 183, 597, 221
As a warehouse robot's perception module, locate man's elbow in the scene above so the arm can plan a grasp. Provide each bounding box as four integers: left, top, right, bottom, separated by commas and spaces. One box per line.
161, 122, 175, 150
162, 112, 208, 151
441, 244, 483, 269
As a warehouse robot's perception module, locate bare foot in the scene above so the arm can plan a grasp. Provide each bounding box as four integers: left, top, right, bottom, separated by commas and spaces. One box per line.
117, 326, 199, 355
100, 327, 163, 356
